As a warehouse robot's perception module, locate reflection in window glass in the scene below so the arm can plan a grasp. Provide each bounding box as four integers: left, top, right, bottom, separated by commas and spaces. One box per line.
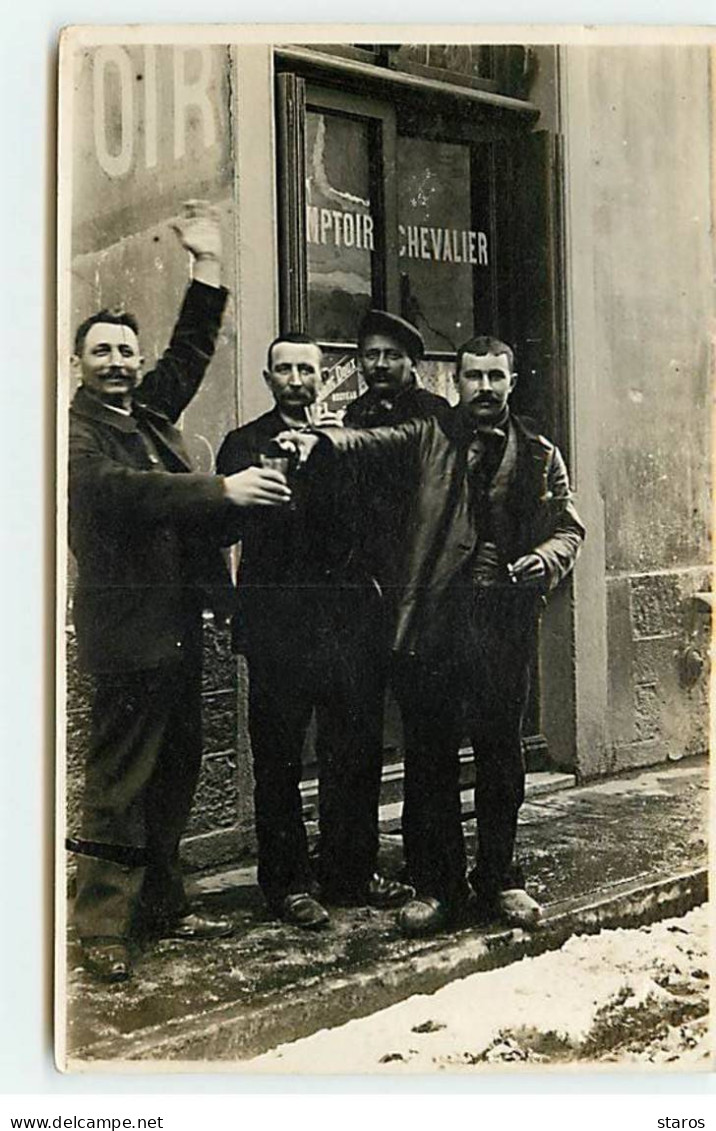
306, 111, 375, 342
397, 136, 492, 353
420, 358, 460, 405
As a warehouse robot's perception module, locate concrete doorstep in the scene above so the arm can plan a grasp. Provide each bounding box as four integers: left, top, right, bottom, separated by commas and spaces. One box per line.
63, 758, 709, 1068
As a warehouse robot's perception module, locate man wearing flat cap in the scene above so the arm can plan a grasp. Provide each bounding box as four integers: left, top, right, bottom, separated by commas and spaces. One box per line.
345, 311, 448, 593
346, 309, 447, 429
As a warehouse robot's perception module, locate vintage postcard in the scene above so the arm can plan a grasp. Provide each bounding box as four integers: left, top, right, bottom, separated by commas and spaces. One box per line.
56, 25, 712, 1073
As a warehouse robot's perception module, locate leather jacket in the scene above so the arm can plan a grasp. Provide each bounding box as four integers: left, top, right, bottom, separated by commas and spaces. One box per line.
316, 408, 586, 658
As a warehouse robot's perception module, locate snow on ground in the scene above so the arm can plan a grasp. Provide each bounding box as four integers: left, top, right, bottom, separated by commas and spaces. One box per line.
247, 904, 711, 1073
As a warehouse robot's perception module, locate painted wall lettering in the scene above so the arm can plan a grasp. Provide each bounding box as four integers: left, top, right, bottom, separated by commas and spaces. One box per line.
93, 46, 135, 177
92, 46, 218, 177
173, 47, 216, 160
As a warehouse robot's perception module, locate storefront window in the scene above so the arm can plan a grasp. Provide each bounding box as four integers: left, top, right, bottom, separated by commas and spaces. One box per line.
305, 110, 376, 343
396, 135, 493, 352
301, 100, 497, 365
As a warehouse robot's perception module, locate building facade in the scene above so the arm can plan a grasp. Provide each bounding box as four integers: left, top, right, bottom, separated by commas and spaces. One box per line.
62, 37, 713, 869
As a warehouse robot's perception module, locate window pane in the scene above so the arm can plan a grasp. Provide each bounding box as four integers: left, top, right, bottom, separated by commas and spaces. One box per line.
397, 136, 493, 352
306, 110, 376, 342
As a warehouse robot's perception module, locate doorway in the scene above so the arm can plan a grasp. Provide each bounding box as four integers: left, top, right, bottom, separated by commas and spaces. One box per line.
274, 58, 569, 785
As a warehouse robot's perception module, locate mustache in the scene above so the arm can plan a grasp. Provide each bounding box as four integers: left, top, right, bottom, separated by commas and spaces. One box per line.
102, 367, 133, 380
282, 390, 313, 402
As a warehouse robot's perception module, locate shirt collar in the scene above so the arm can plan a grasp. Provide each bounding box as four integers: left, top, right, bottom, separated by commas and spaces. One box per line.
102, 400, 132, 417
366, 375, 419, 412
71, 385, 139, 433
458, 405, 510, 439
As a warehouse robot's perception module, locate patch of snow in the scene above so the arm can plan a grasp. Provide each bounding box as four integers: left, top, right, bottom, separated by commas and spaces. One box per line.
246, 905, 710, 1073
575, 766, 703, 799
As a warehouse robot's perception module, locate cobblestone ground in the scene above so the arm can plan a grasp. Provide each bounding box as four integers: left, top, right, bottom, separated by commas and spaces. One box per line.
248, 903, 711, 1072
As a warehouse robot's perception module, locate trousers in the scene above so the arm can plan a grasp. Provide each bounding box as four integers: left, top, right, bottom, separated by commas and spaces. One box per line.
246, 590, 386, 909
394, 588, 539, 910
73, 652, 203, 941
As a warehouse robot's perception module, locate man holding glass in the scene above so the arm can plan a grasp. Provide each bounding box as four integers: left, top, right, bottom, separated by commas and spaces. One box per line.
217, 334, 413, 930
68, 203, 293, 983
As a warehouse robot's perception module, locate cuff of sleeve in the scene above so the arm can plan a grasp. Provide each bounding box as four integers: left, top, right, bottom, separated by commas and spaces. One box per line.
190, 472, 229, 511
533, 549, 555, 592
183, 279, 229, 316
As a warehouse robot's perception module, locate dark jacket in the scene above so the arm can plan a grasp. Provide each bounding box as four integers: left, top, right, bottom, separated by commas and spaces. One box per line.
317, 408, 586, 658
216, 407, 352, 654
69, 281, 231, 674
343, 381, 448, 430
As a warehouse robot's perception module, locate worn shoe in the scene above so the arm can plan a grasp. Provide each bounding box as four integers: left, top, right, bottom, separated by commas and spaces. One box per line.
322, 873, 415, 909
367, 873, 415, 909
281, 892, 330, 930
396, 896, 449, 938
81, 940, 132, 983
159, 911, 234, 940
498, 889, 542, 929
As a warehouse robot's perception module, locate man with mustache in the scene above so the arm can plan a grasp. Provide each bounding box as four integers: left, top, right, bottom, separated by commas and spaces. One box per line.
280, 335, 585, 937
342, 312, 448, 887
68, 202, 293, 983
216, 334, 413, 930
346, 309, 447, 429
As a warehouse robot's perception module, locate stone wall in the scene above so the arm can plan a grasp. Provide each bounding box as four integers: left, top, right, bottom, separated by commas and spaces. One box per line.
62, 44, 253, 871
65, 618, 255, 870
565, 44, 712, 776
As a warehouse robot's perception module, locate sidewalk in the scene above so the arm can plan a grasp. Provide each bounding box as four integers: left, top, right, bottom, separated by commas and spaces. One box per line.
62, 757, 709, 1068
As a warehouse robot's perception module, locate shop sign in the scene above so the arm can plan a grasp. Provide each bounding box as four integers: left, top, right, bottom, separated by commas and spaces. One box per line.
398, 224, 489, 265
306, 207, 489, 267
307, 206, 376, 250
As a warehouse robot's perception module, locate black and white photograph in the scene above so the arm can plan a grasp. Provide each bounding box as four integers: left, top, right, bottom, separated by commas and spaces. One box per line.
55, 26, 712, 1073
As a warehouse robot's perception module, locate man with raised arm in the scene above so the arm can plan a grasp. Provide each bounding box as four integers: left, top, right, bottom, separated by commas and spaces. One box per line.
68, 202, 292, 983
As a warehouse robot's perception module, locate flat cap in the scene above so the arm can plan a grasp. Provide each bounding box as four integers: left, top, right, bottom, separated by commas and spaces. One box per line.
357, 309, 425, 362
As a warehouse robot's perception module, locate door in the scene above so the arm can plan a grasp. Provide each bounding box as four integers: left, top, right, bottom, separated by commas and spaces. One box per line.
275, 69, 567, 785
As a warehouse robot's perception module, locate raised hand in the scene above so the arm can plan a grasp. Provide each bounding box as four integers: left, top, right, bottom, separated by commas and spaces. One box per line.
171, 200, 223, 287
223, 467, 292, 507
